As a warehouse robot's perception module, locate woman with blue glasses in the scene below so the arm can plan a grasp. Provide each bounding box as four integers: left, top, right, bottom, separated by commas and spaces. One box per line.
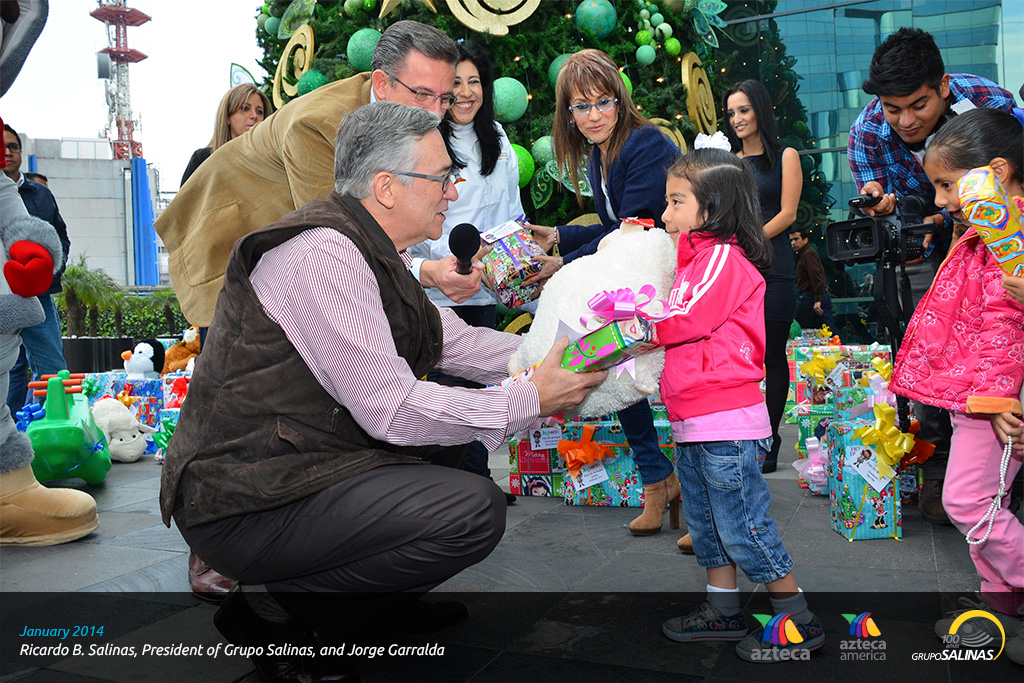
528, 48, 681, 536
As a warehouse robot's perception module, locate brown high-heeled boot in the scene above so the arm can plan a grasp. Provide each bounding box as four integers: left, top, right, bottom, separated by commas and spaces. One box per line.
629, 472, 681, 536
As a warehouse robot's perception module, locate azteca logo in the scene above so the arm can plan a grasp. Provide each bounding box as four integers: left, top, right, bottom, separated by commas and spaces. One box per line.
757, 613, 805, 646
844, 612, 882, 638
748, 613, 810, 661
840, 612, 887, 660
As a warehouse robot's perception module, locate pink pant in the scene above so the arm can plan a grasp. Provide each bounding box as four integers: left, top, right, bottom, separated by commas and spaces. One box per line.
945, 412, 1024, 615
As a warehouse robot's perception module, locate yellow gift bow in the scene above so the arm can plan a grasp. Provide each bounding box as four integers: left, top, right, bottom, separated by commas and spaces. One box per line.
817, 325, 831, 338
853, 403, 916, 480
799, 352, 842, 385
857, 357, 893, 386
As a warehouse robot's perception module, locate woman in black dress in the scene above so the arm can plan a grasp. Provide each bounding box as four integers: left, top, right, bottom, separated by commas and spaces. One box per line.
722, 80, 803, 474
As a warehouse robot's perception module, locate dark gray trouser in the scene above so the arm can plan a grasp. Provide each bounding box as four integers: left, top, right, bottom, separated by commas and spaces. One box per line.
173, 462, 506, 593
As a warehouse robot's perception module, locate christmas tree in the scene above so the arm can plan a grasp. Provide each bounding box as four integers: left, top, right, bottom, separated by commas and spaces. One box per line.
253, 0, 831, 232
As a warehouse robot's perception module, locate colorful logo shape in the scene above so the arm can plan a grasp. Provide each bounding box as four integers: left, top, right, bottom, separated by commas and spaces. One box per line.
842, 612, 881, 638
949, 610, 1005, 659
753, 613, 804, 646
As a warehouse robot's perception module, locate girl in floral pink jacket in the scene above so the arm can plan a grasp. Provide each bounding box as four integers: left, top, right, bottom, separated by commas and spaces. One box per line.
890, 108, 1024, 617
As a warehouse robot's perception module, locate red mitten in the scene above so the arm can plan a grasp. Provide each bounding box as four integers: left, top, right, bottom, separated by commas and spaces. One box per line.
5, 240, 55, 297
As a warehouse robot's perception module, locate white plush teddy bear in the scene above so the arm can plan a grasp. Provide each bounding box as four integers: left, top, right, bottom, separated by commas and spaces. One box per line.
90, 398, 157, 463
512, 227, 678, 418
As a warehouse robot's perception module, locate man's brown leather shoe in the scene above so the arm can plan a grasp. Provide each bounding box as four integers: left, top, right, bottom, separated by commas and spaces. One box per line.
189, 552, 236, 603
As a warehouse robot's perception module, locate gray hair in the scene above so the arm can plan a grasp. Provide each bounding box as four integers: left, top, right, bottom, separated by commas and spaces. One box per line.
333, 101, 442, 198
370, 20, 458, 76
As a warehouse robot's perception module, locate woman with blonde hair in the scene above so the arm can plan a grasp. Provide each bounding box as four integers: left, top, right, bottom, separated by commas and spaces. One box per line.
180, 83, 271, 186
528, 48, 680, 536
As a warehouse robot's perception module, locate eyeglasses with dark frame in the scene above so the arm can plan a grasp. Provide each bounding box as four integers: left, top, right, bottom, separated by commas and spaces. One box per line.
567, 97, 618, 117
386, 73, 457, 110
4, 142, 21, 152
391, 168, 461, 192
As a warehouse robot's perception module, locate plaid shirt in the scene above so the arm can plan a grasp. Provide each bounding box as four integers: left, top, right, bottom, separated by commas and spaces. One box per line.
848, 73, 1015, 215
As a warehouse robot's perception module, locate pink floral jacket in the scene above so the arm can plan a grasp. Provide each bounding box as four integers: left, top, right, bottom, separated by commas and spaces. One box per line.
891, 208, 1024, 415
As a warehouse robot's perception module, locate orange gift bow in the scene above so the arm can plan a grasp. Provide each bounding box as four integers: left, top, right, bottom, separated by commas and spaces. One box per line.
558, 424, 615, 480
902, 419, 936, 466
853, 403, 916, 480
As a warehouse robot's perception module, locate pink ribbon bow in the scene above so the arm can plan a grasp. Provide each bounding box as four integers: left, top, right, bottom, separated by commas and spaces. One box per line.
580, 284, 669, 330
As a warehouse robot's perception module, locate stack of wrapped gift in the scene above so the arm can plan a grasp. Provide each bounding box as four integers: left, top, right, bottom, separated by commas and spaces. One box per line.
793, 343, 891, 406
825, 414, 906, 541
508, 430, 566, 498
560, 402, 675, 507
81, 371, 165, 454
152, 408, 181, 463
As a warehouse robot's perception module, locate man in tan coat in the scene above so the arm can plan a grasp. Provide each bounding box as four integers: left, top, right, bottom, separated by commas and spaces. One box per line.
157, 20, 479, 327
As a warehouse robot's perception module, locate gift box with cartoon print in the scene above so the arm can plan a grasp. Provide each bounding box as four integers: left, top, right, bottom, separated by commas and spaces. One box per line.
793, 344, 892, 403
796, 403, 833, 457
825, 419, 902, 541
82, 372, 164, 454
559, 412, 675, 507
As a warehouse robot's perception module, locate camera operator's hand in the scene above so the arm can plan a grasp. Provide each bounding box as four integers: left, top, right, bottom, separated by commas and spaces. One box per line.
860, 182, 896, 216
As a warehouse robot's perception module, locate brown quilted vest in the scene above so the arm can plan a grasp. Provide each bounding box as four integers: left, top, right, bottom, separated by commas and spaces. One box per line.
160, 193, 443, 528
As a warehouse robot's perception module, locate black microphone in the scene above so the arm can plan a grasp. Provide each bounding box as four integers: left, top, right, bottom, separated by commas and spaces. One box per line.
449, 223, 480, 275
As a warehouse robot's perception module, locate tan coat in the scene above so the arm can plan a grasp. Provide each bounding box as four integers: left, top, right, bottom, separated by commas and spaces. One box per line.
156, 73, 373, 326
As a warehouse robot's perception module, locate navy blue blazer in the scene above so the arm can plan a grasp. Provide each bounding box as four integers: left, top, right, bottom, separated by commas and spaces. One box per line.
18, 177, 70, 294
558, 125, 679, 264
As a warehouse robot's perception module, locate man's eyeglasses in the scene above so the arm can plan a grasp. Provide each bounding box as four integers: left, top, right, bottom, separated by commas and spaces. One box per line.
387, 73, 457, 110
391, 168, 461, 192
4, 142, 20, 152
567, 97, 618, 117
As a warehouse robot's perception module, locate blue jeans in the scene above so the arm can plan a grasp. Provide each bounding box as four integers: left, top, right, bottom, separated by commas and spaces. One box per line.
618, 398, 673, 485
675, 438, 793, 584
7, 294, 67, 413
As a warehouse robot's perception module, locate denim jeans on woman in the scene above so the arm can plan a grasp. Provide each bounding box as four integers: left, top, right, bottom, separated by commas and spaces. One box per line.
618, 398, 674, 485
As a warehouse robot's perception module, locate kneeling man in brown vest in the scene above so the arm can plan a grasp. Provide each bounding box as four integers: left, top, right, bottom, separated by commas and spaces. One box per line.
159, 101, 605, 682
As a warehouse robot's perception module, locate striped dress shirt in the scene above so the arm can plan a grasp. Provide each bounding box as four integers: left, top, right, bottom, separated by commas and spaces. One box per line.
250, 226, 539, 451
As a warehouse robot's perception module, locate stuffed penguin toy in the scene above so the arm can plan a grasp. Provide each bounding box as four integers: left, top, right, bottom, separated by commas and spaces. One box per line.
511, 226, 677, 418
122, 340, 164, 380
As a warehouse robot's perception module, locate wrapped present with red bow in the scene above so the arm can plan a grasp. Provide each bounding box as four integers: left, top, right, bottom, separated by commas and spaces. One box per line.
561, 285, 667, 376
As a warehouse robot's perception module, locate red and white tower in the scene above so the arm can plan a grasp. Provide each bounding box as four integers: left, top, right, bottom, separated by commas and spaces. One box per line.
90, 0, 150, 159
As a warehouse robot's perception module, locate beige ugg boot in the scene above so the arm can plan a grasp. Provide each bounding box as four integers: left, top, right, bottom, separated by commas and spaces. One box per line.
0, 464, 98, 546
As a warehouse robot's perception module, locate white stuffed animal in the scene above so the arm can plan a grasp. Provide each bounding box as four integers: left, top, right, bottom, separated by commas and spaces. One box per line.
91, 398, 157, 463
512, 228, 678, 418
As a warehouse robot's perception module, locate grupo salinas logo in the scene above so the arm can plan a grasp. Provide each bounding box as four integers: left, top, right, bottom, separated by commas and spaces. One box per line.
840, 612, 886, 661
748, 613, 810, 661
912, 610, 1006, 662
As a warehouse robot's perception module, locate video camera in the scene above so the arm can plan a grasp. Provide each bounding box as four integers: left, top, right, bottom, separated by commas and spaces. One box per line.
825, 194, 933, 265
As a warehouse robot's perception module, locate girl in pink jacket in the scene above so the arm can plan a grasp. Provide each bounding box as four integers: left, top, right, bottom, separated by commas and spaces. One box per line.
890, 107, 1024, 621
657, 149, 824, 663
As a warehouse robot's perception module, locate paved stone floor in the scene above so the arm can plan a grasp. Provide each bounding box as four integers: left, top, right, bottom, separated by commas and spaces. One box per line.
2, 423, 1020, 682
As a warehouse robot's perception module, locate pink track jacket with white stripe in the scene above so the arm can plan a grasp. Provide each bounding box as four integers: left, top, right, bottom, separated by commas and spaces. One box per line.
655, 233, 768, 422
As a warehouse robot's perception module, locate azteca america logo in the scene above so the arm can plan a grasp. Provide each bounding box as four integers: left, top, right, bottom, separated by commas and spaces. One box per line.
840, 612, 886, 660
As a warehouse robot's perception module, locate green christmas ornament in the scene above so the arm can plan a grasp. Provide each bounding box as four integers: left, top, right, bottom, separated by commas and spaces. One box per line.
793, 120, 810, 137
664, 37, 681, 56
574, 0, 617, 40
512, 144, 535, 188
264, 15, 281, 37
493, 77, 529, 123
531, 136, 554, 168
261, 3, 270, 14
636, 44, 656, 65
621, 71, 633, 96
651, 12, 664, 26
269, 2, 284, 17
635, 29, 652, 47
297, 68, 330, 96
363, 0, 377, 9
347, 28, 382, 73
548, 53, 572, 88
648, 4, 659, 13
655, 23, 673, 40
344, 0, 363, 16
257, 13, 270, 31
640, 8, 650, 19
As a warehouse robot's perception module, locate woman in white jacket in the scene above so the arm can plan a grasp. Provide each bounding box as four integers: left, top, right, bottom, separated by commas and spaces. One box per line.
408, 43, 523, 500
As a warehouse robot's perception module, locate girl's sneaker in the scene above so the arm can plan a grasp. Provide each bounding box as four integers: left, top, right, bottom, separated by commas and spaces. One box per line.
663, 602, 748, 642
735, 615, 825, 663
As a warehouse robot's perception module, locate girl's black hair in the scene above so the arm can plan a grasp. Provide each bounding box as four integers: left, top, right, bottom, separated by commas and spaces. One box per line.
721, 79, 780, 172
925, 107, 1024, 181
451, 44, 502, 177
668, 148, 773, 272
